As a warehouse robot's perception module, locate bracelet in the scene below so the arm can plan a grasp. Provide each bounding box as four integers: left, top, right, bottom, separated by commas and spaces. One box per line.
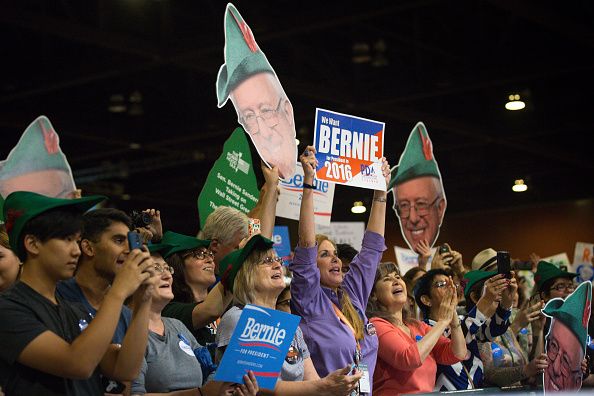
373, 197, 387, 202
450, 321, 461, 330
302, 183, 315, 189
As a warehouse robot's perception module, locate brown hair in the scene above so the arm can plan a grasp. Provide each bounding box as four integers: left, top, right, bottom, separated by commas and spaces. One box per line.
316, 234, 365, 340
367, 262, 417, 326
0, 224, 10, 250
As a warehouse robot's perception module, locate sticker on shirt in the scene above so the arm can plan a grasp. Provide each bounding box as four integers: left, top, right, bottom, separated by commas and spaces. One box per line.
78, 319, 89, 332
285, 344, 302, 365
178, 340, 195, 356
358, 363, 371, 394
365, 322, 376, 336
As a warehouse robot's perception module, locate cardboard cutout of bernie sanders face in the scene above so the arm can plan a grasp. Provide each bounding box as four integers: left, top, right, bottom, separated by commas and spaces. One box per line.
0, 116, 78, 221
389, 122, 446, 254
216, 3, 297, 180
542, 280, 591, 393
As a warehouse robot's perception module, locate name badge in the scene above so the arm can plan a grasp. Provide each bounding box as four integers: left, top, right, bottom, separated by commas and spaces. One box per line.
365, 322, 376, 336
358, 363, 371, 394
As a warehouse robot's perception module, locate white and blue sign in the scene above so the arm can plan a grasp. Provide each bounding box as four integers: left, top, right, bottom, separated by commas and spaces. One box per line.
313, 108, 386, 190
214, 304, 301, 390
273, 226, 291, 265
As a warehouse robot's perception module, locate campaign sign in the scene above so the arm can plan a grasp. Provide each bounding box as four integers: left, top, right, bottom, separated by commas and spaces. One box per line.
214, 304, 300, 390
276, 162, 335, 226
273, 226, 291, 265
313, 108, 386, 191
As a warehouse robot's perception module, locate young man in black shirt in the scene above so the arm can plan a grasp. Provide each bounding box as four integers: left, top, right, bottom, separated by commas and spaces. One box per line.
0, 191, 157, 395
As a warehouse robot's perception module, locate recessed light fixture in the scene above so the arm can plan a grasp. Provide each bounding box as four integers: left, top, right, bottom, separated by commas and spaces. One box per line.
505, 94, 526, 111
351, 201, 367, 214
512, 179, 528, 192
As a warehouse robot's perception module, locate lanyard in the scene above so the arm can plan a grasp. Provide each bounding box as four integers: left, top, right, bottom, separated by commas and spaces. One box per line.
332, 303, 362, 361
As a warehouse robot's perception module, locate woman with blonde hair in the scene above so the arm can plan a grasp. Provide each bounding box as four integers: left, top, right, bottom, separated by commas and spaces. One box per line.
289, 146, 391, 395
0, 224, 20, 292
215, 235, 362, 395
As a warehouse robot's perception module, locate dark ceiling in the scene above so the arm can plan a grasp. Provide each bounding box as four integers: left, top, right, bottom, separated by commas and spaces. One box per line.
1, 0, 593, 235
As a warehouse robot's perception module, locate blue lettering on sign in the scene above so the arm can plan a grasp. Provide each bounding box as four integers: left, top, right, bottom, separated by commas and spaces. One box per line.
281, 174, 329, 193
360, 164, 375, 176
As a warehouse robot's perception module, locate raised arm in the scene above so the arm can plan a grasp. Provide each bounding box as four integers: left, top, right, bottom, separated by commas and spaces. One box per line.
191, 283, 233, 329
298, 146, 317, 248
365, 157, 390, 236
258, 162, 280, 239
17, 250, 154, 379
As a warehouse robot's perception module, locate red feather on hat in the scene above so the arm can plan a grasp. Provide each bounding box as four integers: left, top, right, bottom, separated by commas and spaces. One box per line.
419, 130, 433, 161
230, 10, 258, 53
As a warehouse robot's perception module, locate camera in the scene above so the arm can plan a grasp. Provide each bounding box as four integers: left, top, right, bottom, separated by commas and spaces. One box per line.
129, 210, 153, 229
438, 245, 450, 255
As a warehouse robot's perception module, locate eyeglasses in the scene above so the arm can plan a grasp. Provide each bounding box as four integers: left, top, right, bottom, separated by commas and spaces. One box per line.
183, 249, 215, 261
154, 264, 175, 275
259, 256, 284, 266
433, 280, 448, 288
239, 98, 283, 134
549, 283, 576, 292
394, 196, 441, 219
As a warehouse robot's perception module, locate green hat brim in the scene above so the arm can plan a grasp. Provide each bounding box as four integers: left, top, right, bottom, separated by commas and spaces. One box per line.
217, 56, 275, 108
219, 234, 274, 289
535, 260, 577, 290
463, 270, 497, 297
148, 242, 177, 256
161, 231, 210, 259
3, 191, 105, 258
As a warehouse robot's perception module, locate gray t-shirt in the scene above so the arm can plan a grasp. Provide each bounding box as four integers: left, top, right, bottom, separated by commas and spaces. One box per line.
215, 306, 310, 382
131, 317, 203, 395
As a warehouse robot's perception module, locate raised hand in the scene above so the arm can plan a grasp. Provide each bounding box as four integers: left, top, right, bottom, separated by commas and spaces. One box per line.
261, 161, 280, 187
500, 272, 518, 310
379, 157, 391, 190
524, 353, 548, 378
417, 239, 432, 267
299, 145, 318, 180
482, 274, 508, 304
143, 209, 163, 243
111, 249, 156, 299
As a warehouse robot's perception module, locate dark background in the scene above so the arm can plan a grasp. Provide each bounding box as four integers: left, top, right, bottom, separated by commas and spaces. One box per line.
1, 0, 593, 258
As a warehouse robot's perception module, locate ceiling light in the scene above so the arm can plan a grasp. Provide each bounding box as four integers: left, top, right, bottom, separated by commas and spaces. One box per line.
351, 201, 367, 214
108, 94, 127, 113
505, 94, 526, 111
512, 179, 528, 192
352, 42, 371, 64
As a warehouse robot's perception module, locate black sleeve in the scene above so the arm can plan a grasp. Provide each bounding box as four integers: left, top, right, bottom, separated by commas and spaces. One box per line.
0, 300, 49, 365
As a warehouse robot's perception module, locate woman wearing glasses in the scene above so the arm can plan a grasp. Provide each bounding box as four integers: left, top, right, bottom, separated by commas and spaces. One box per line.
160, 231, 233, 349
130, 244, 258, 396
367, 264, 466, 395
215, 235, 362, 395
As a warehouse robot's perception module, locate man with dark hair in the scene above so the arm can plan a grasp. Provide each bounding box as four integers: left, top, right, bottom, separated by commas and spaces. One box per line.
336, 243, 358, 274
57, 208, 134, 344
0, 191, 156, 395
414, 269, 512, 390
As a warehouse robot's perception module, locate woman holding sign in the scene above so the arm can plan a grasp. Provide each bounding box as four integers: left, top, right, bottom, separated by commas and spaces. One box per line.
215, 235, 363, 395
289, 146, 391, 395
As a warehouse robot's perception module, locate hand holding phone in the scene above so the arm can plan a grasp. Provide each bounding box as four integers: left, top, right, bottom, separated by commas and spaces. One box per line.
127, 231, 143, 251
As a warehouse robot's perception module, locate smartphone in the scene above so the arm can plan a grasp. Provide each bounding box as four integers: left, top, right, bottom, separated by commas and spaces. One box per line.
497, 251, 511, 278
127, 231, 143, 251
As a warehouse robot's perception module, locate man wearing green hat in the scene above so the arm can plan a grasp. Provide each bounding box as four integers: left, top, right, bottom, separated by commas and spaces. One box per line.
535, 260, 578, 302
0, 191, 157, 395
390, 122, 446, 254
216, 3, 296, 179
542, 280, 592, 392
0, 116, 79, 203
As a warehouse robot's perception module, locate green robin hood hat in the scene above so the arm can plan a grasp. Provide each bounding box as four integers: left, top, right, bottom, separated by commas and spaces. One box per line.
0, 116, 75, 199
160, 231, 210, 258
216, 3, 276, 107
543, 280, 591, 349
219, 234, 274, 290
2, 191, 105, 258
148, 242, 177, 257
534, 260, 576, 291
388, 122, 441, 190
463, 270, 498, 297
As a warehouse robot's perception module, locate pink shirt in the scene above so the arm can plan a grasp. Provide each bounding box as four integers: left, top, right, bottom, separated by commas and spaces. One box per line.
371, 317, 461, 396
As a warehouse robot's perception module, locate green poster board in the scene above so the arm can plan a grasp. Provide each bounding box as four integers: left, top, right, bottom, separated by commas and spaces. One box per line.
198, 127, 260, 228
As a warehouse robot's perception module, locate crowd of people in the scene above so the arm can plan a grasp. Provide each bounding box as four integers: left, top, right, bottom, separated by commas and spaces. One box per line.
0, 147, 592, 396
